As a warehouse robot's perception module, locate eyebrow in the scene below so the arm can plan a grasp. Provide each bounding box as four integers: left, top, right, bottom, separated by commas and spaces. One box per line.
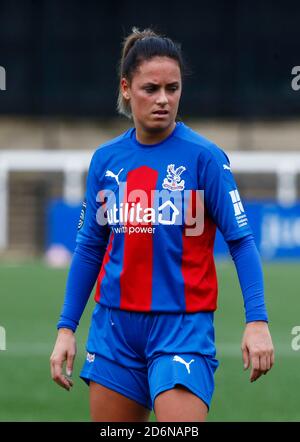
143, 81, 180, 87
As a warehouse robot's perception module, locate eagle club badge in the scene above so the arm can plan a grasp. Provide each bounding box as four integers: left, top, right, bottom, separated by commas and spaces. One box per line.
162, 164, 186, 191
77, 199, 87, 230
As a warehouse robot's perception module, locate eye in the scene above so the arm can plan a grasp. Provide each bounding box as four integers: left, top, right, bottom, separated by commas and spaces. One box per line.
144, 86, 156, 93
168, 85, 179, 92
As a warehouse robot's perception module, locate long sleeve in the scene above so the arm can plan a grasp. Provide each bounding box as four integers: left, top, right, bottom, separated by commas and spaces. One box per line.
57, 149, 110, 332
56, 243, 107, 332
227, 234, 268, 323
197, 143, 267, 322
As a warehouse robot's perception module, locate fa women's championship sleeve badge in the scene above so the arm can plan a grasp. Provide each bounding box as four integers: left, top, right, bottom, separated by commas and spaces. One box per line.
162, 164, 186, 191
77, 199, 87, 230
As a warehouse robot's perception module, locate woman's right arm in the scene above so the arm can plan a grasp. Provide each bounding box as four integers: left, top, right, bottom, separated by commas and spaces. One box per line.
50, 149, 110, 390
50, 242, 108, 390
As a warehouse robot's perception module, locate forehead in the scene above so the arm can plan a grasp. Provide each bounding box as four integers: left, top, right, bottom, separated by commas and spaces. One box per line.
133, 56, 181, 83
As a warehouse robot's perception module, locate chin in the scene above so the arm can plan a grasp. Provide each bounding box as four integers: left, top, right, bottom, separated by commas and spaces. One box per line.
146, 119, 173, 132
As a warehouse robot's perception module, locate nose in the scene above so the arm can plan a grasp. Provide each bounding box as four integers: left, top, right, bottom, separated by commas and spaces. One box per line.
156, 88, 168, 106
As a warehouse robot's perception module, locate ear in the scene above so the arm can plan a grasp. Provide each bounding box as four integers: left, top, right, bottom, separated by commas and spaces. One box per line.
121, 78, 130, 100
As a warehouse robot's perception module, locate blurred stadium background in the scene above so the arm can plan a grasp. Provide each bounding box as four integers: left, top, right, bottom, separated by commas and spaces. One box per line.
0, 0, 300, 422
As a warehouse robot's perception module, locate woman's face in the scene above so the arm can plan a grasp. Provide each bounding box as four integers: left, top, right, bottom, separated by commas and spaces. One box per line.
121, 56, 182, 134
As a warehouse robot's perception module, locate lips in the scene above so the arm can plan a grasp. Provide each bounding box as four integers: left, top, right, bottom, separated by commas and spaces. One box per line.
153, 110, 169, 115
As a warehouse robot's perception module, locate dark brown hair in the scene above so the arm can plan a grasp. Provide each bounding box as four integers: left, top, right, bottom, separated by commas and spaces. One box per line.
117, 27, 185, 118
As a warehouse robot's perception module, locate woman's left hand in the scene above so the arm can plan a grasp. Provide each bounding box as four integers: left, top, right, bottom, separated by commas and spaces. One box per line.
241, 321, 275, 382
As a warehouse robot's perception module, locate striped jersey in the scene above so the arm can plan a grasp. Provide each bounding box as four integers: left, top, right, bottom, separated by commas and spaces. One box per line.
76, 122, 252, 313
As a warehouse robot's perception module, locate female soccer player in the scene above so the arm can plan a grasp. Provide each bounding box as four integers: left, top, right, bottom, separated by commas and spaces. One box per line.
50, 28, 274, 422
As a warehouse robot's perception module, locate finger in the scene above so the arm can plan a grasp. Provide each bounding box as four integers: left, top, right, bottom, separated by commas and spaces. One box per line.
57, 373, 73, 390
53, 369, 70, 390
270, 349, 275, 368
242, 347, 250, 370
51, 357, 63, 380
66, 376, 74, 387
50, 355, 55, 380
260, 354, 267, 372
265, 354, 271, 372
53, 370, 71, 390
250, 368, 263, 382
66, 351, 75, 377
50, 355, 61, 383
262, 355, 269, 375
52, 360, 72, 390
267, 353, 271, 370
264, 351, 275, 375
63, 375, 74, 388
56, 376, 72, 391
250, 355, 260, 382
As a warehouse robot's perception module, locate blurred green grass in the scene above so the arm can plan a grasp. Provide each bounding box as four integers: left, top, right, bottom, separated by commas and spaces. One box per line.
0, 260, 299, 421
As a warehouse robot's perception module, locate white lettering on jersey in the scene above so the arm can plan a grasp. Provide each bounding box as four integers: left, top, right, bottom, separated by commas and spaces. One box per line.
96, 188, 205, 236
229, 189, 244, 216
106, 200, 180, 225
229, 189, 248, 227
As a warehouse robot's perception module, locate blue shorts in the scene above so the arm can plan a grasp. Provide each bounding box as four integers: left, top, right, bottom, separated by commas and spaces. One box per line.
80, 303, 219, 411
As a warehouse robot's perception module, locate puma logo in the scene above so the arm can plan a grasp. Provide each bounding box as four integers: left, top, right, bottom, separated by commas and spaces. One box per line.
173, 355, 195, 374
105, 168, 124, 185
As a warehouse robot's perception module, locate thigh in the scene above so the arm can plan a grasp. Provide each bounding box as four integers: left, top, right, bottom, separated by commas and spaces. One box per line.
154, 384, 208, 422
148, 353, 218, 421
81, 305, 153, 420
90, 381, 151, 422
81, 353, 152, 421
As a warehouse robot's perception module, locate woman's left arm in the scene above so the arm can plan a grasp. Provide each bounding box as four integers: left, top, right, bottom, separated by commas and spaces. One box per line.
198, 144, 275, 381
228, 234, 275, 382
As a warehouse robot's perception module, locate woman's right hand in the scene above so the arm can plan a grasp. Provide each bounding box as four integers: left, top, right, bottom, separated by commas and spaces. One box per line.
50, 328, 77, 391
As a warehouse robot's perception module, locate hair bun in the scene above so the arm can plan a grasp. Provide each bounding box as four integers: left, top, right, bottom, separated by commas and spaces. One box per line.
123, 27, 160, 59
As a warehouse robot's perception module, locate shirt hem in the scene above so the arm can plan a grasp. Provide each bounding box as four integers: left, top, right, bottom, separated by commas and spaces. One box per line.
97, 300, 216, 314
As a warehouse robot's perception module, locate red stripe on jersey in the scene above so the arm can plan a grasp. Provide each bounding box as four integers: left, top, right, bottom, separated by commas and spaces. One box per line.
181, 190, 217, 311
120, 166, 158, 310
94, 231, 114, 303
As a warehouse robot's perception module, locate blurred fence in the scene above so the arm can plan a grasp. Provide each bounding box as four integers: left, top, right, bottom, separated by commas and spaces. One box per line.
1, 0, 300, 118
0, 150, 300, 258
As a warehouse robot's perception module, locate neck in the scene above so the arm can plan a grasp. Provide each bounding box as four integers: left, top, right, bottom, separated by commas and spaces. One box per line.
135, 122, 176, 145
